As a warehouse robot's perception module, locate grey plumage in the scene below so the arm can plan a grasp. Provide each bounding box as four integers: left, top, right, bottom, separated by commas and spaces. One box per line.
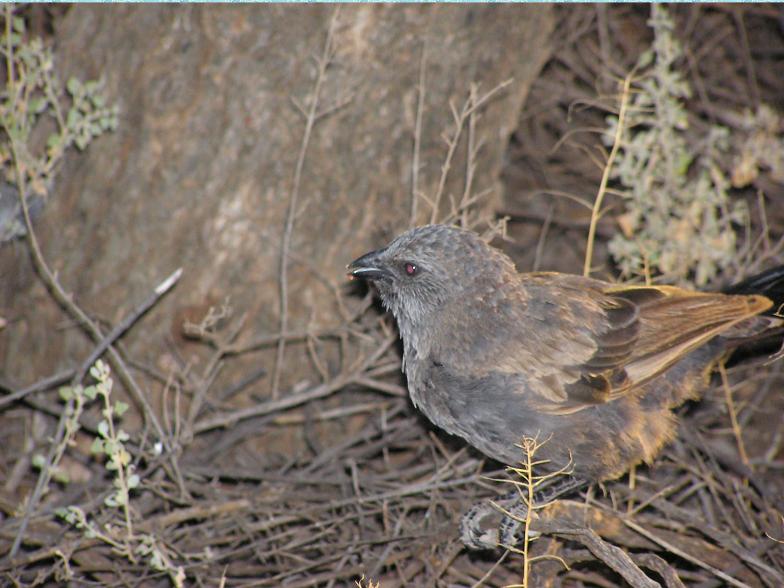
348, 224, 783, 482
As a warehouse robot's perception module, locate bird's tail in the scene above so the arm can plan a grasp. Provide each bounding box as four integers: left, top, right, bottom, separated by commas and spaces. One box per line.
722, 265, 784, 363
724, 265, 784, 319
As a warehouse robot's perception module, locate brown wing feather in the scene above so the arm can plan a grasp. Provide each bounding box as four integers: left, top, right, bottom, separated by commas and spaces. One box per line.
529, 281, 772, 414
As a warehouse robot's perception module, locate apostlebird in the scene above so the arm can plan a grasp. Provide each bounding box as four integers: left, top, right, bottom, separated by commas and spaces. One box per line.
348, 224, 784, 548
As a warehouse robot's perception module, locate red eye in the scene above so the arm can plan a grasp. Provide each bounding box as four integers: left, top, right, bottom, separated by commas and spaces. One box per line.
404, 262, 417, 276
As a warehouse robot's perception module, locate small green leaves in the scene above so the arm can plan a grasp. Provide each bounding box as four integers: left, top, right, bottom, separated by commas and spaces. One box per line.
57, 359, 141, 556
606, 5, 745, 287
83, 385, 98, 400
66, 78, 119, 152
90, 359, 110, 382
66, 76, 81, 96
114, 401, 129, 417
8, 52, 118, 175
637, 48, 654, 69
56, 506, 83, 526
29, 96, 47, 114
90, 437, 104, 454
127, 473, 140, 490
105, 491, 126, 508
46, 132, 61, 149
2, 13, 134, 568
116, 448, 131, 468
53, 468, 70, 485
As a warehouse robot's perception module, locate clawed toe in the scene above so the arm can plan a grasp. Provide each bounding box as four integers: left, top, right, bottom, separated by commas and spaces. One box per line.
497, 503, 526, 547
458, 477, 587, 550
459, 492, 527, 550
459, 502, 501, 550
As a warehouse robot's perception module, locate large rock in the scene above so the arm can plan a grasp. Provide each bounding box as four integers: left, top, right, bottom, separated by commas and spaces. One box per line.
1, 5, 553, 418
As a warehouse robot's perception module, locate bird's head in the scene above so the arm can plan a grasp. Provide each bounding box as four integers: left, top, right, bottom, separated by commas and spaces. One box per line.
347, 224, 513, 327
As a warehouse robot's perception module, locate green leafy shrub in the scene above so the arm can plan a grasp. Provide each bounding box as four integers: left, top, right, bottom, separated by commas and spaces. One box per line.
605, 5, 747, 286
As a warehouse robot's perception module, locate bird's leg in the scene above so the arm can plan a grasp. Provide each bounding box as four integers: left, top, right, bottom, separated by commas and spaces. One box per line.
460, 475, 589, 550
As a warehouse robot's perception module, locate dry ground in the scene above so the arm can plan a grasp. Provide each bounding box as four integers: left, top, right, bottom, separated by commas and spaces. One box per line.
2, 4, 784, 587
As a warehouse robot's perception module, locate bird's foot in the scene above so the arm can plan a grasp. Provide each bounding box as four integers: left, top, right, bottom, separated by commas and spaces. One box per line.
459, 475, 589, 550
459, 491, 527, 550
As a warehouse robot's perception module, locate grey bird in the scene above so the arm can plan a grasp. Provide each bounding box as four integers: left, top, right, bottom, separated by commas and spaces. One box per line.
348, 224, 784, 548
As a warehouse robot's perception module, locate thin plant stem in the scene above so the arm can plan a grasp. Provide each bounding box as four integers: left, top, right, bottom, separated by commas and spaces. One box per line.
272, 9, 339, 399
583, 71, 633, 277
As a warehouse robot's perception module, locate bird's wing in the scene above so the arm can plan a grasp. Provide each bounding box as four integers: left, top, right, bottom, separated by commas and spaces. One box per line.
496, 276, 772, 415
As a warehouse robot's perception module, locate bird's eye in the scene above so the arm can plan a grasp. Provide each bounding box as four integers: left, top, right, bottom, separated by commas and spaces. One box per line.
404, 262, 418, 276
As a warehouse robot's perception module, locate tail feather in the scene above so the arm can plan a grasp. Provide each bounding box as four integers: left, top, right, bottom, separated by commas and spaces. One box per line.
721, 265, 784, 364
724, 265, 784, 318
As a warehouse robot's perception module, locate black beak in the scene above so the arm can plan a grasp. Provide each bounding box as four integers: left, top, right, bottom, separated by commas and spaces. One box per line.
347, 249, 392, 281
